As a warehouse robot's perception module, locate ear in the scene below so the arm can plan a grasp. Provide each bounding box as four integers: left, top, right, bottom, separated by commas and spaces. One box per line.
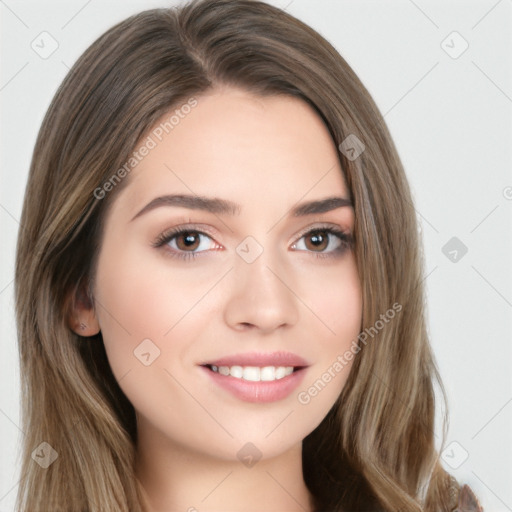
67, 280, 101, 337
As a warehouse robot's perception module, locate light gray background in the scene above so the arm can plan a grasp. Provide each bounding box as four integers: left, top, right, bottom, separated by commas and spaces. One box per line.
1, 1, 511, 510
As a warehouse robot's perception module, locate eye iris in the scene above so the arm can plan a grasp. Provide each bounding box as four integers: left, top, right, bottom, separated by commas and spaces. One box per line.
176, 232, 200, 251
306, 231, 328, 251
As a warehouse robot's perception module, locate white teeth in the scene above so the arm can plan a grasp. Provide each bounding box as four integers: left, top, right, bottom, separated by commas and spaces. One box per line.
243, 367, 260, 381
275, 366, 286, 379
218, 366, 230, 376
260, 366, 275, 381
210, 365, 295, 381
230, 365, 243, 378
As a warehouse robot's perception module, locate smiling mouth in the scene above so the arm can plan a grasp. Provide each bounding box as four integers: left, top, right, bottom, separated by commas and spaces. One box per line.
202, 364, 305, 382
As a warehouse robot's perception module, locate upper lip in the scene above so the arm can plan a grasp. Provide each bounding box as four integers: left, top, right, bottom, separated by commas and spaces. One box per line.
200, 351, 310, 368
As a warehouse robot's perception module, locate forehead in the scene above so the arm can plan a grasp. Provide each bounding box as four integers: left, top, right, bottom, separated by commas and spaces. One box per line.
114, 87, 349, 218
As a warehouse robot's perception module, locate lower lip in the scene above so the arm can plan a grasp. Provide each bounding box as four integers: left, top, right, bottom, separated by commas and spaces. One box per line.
200, 366, 307, 403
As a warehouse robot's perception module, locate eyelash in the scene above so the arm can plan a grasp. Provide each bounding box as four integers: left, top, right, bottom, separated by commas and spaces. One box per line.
152, 224, 353, 261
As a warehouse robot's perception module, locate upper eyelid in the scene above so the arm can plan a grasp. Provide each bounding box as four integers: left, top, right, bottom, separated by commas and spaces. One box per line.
162, 220, 349, 236
294, 222, 349, 238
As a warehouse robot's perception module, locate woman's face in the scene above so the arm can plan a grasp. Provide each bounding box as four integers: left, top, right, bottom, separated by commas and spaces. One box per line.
91, 86, 362, 462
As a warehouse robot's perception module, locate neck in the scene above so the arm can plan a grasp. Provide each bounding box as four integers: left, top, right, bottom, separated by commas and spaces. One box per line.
134, 422, 314, 512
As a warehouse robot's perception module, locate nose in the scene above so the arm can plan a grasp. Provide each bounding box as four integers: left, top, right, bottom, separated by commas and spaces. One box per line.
223, 246, 300, 334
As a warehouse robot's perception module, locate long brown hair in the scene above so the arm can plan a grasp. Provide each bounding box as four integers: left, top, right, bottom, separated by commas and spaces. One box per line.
15, 1, 459, 510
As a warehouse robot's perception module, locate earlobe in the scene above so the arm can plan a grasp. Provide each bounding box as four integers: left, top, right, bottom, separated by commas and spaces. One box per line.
67, 281, 101, 337
70, 316, 101, 337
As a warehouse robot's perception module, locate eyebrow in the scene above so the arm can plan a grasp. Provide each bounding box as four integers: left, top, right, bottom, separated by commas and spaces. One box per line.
130, 194, 352, 222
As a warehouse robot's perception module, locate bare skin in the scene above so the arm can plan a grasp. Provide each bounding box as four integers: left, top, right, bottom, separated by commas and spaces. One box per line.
69, 86, 362, 512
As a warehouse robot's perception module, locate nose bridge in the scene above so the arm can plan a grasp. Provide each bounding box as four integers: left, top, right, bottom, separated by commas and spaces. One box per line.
223, 234, 299, 332
239, 244, 284, 296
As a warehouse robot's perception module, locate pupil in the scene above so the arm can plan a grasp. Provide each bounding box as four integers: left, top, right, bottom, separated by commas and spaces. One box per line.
308, 231, 327, 250
311, 234, 323, 245
184, 234, 196, 245
178, 232, 199, 250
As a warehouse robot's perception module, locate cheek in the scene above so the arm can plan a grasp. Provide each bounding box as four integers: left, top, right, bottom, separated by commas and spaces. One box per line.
307, 256, 362, 347
295, 257, 362, 409
92, 242, 221, 382
320, 282, 362, 341
92, 247, 183, 375
91, 249, 210, 427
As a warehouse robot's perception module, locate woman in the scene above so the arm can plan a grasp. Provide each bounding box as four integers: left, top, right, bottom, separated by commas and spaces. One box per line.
14, 0, 483, 510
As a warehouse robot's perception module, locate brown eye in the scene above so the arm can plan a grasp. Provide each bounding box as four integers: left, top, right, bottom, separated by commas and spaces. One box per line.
304, 231, 329, 252
175, 231, 201, 251
291, 226, 352, 258
153, 228, 218, 260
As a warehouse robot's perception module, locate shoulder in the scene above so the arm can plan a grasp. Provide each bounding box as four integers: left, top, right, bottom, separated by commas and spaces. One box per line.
451, 483, 484, 512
